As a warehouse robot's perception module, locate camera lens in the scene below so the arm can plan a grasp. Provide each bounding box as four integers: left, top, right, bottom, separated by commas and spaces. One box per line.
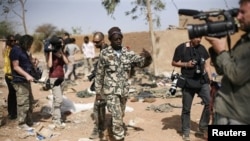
169, 87, 176, 95
187, 21, 237, 39
169, 79, 178, 95
196, 68, 201, 74
187, 24, 208, 39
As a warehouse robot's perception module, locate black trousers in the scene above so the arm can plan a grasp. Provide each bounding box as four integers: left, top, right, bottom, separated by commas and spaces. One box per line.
5, 75, 17, 117
181, 84, 210, 135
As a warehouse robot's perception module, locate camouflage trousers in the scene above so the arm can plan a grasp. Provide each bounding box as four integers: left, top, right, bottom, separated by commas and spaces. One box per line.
92, 97, 106, 131
0, 96, 4, 126
105, 94, 127, 140
13, 82, 33, 125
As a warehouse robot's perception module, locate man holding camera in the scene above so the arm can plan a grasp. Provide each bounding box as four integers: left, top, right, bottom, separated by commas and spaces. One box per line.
10, 35, 39, 130
205, 0, 250, 125
47, 36, 69, 128
172, 36, 212, 141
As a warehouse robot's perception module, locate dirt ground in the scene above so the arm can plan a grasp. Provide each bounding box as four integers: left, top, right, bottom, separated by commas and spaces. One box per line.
0, 30, 243, 141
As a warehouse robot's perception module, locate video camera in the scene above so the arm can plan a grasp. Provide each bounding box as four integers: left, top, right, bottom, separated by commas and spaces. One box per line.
44, 36, 63, 53
178, 8, 239, 39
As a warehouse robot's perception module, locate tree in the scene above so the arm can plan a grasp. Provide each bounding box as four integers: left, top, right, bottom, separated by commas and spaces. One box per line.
0, 21, 15, 38
101, 0, 165, 75
35, 23, 57, 39
102, 0, 121, 16
0, 0, 28, 34
71, 26, 82, 35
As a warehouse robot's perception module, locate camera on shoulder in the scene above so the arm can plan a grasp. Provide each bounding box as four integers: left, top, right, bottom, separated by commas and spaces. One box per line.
44, 35, 63, 53
178, 8, 239, 39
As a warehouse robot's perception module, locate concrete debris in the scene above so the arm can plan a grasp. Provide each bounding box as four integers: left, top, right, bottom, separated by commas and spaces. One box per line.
36, 125, 53, 138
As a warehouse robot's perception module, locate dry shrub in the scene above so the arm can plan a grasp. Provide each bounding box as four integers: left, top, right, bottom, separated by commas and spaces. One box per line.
31, 40, 43, 53
30, 34, 45, 53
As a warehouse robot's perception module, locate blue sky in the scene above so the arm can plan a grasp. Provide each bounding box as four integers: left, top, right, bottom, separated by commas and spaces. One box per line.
2, 0, 239, 34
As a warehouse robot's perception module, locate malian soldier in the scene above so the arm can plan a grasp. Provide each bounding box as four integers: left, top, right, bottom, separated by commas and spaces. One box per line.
94, 26, 152, 141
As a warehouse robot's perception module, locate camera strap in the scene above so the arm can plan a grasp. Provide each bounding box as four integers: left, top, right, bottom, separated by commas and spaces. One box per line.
226, 33, 232, 56
171, 67, 176, 77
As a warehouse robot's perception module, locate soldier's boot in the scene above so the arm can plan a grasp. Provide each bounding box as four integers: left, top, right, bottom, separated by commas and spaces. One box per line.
89, 126, 99, 139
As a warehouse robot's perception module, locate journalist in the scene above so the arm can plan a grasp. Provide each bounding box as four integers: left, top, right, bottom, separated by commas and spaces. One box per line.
205, 0, 250, 125
171, 36, 212, 141
47, 35, 69, 128
9, 34, 39, 131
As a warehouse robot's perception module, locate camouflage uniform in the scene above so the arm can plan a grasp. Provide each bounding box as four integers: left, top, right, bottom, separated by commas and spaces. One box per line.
13, 82, 33, 126
0, 96, 5, 126
95, 46, 150, 140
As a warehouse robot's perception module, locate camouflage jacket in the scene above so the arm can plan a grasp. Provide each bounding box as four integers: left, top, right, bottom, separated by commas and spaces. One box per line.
95, 46, 149, 97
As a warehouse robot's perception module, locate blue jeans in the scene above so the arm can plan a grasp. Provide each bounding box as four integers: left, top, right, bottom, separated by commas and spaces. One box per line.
181, 84, 210, 135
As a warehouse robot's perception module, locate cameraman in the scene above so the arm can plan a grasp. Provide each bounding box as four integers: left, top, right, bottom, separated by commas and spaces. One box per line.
47, 36, 69, 128
205, 0, 250, 125
172, 36, 212, 141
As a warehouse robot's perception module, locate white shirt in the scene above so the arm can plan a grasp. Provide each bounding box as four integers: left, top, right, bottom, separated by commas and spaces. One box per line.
82, 42, 95, 58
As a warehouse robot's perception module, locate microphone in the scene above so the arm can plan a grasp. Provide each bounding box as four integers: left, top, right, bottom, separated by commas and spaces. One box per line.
178, 9, 201, 16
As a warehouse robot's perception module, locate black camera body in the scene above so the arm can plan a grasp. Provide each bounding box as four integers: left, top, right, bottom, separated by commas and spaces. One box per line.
192, 58, 205, 75
44, 36, 63, 53
50, 38, 62, 52
169, 73, 180, 95
179, 8, 239, 39
29, 67, 43, 80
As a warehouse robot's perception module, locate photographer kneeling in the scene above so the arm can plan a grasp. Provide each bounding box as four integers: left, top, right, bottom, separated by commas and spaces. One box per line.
172, 36, 212, 141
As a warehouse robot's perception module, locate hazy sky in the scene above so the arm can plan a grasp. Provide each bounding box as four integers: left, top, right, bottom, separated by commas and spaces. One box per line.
2, 0, 239, 34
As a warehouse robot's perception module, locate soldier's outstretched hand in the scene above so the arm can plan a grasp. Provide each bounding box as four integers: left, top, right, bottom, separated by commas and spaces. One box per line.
140, 48, 151, 58
140, 48, 152, 67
